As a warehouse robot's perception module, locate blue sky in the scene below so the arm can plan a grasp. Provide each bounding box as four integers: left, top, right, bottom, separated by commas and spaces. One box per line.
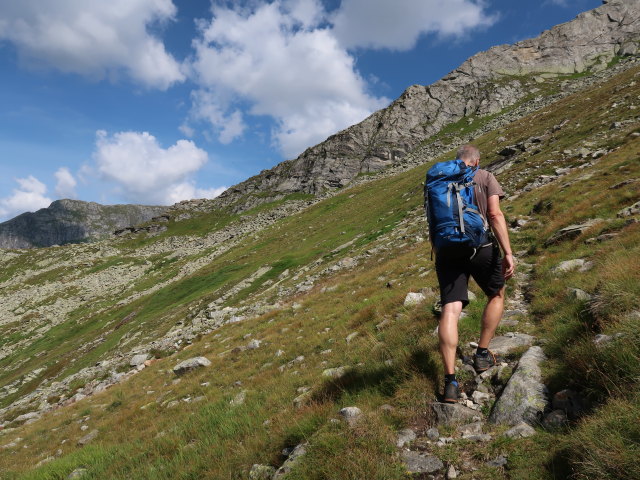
0, 0, 601, 221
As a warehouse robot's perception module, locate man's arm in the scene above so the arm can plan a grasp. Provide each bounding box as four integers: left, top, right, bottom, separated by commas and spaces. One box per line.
487, 194, 515, 280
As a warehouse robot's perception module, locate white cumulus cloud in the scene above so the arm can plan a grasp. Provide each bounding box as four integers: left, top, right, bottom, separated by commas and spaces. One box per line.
0, 176, 52, 221
0, 0, 184, 89
92, 130, 221, 205
187, 0, 388, 158
331, 0, 497, 51
54, 167, 77, 198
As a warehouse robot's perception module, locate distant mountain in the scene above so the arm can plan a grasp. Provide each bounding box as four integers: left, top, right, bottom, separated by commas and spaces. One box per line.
0, 199, 167, 248
216, 0, 640, 212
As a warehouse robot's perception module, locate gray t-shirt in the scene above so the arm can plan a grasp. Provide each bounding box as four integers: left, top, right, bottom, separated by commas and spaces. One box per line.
473, 169, 505, 227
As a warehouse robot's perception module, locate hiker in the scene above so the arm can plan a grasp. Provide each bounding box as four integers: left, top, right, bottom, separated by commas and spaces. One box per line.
424, 144, 515, 403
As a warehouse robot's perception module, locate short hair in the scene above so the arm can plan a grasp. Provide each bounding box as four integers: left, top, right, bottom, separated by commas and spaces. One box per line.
457, 144, 480, 162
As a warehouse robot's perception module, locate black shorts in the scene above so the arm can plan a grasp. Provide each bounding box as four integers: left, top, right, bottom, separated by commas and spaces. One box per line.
435, 243, 505, 308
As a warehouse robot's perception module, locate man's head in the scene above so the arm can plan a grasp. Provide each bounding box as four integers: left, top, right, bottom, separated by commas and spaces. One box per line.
457, 144, 480, 167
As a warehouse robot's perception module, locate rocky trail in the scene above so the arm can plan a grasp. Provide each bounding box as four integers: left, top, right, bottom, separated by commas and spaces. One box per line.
395, 252, 558, 478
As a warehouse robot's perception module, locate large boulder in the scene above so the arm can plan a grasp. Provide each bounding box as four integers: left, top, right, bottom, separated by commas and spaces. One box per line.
489, 346, 548, 425
489, 333, 535, 355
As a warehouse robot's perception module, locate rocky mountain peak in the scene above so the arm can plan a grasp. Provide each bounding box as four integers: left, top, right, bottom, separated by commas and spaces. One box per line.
0, 199, 167, 249
214, 0, 639, 212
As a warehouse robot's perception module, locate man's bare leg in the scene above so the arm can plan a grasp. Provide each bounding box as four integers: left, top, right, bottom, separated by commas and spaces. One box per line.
478, 287, 505, 348
439, 301, 463, 374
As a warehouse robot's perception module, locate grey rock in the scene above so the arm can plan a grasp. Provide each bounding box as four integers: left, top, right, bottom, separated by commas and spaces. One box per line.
594, 334, 613, 346
457, 421, 484, 436
322, 366, 348, 379
249, 464, 276, 480
620, 41, 639, 56
567, 288, 592, 301
397, 428, 417, 448
543, 409, 568, 429
246, 339, 262, 350
486, 455, 508, 468
404, 292, 426, 307
489, 346, 548, 426
173, 356, 212, 375
129, 354, 148, 367
339, 406, 362, 425
293, 390, 313, 409
230, 390, 246, 406
77, 429, 99, 446
431, 403, 481, 425
553, 258, 590, 273
67, 469, 89, 479
489, 333, 535, 355
504, 422, 536, 438
617, 201, 640, 217
13, 411, 40, 423
273, 443, 307, 479
585, 233, 619, 244
447, 464, 458, 479
426, 427, 440, 441
471, 391, 492, 405
402, 451, 444, 474
345, 332, 359, 344
544, 220, 602, 246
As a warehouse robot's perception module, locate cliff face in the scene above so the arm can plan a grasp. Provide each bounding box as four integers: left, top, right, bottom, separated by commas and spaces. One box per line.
215, 0, 640, 210
0, 199, 167, 248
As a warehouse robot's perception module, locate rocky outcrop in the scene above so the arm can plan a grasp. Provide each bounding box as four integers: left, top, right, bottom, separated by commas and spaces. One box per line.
0, 199, 167, 249
489, 346, 549, 426
215, 0, 640, 212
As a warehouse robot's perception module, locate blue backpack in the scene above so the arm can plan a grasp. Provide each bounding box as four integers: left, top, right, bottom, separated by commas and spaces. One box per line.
423, 159, 489, 251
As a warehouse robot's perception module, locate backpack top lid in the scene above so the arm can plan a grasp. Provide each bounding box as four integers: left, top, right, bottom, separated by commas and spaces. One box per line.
426, 158, 477, 186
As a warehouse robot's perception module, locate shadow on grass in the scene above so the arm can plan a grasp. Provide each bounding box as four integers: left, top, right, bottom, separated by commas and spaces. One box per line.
310, 348, 440, 405
310, 365, 400, 404
545, 446, 575, 480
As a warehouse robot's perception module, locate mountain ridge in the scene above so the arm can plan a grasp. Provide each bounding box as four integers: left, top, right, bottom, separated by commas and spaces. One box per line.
0, 199, 167, 249
215, 0, 640, 211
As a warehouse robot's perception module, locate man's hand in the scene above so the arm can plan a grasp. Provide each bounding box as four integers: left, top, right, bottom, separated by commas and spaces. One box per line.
502, 253, 515, 280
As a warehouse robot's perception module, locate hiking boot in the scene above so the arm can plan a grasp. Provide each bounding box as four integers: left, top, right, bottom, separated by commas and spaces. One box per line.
443, 381, 459, 403
473, 350, 497, 373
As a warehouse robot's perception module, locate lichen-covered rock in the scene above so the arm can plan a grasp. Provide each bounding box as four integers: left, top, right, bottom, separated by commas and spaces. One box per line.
402, 451, 444, 474
489, 346, 548, 425
489, 333, 535, 355
249, 464, 276, 480
273, 443, 307, 479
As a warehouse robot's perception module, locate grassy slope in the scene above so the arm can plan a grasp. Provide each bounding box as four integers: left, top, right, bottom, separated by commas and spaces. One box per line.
0, 63, 639, 479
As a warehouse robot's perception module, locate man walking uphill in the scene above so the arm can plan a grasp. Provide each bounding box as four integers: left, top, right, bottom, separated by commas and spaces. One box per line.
424, 144, 515, 403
